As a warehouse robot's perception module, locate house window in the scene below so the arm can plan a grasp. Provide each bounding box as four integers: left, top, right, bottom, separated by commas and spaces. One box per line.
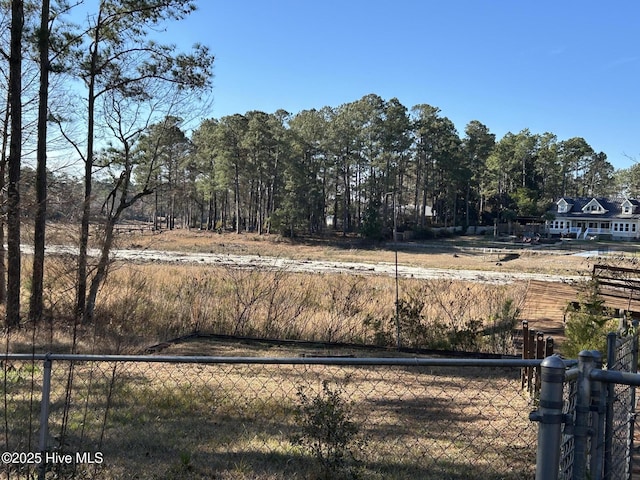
625, 223, 630, 232
560, 221, 564, 229
624, 206, 631, 214
601, 223, 610, 229
614, 223, 618, 231
633, 224, 637, 232
589, 222, 595, 229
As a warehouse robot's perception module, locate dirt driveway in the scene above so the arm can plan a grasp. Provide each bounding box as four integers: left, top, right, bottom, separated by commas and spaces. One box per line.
38, 243, 586, 285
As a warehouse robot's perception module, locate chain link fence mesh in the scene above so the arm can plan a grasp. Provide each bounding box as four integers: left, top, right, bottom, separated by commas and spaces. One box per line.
555, 328, 638, 480
1, 356, 538, 479
607, 332, 637, 480
559, 376, 577, 480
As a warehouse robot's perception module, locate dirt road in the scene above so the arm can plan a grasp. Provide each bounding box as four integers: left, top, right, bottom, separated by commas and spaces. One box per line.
36, 244, 583, 285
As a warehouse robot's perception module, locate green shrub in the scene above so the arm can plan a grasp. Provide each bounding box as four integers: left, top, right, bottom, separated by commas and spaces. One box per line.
359, 201, 384, 241
410, 226, 435, 240
562, 279, 619, 359
485, 298, 521, 355
391, 291, 483, 351
292, 380, 364, 480
395, 295, 449, 350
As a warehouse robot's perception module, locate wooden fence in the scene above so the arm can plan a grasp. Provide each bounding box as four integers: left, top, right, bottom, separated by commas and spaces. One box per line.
521, 320, 555, 397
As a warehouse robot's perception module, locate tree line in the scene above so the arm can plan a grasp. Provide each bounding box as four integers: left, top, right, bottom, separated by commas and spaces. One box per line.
124, 96, 639, 239
3, 0, 640, 330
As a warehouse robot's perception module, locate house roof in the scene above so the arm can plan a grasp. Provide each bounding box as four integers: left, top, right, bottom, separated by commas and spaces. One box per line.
551, 197, 640, 219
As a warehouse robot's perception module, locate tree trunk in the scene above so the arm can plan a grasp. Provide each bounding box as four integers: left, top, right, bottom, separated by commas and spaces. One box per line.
77, 13, 103, 323
207, 193, 213, 230
30, 0, 51, 324
333, 167, 339, 231
234, 162, 240, 234
154, 186, 159, 230
421, 188, 428, 227
464, 182, 470, 230
0, 87, 10, 305
6, 0, 24, 328
85, 218, 116, 323
342, 156, 350, 235
170, 193, 175, 229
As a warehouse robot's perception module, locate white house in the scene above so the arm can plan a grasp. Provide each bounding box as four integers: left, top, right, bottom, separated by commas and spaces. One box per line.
546, 197, 640, 240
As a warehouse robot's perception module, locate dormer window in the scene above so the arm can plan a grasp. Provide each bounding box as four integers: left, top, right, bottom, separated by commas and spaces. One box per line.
557, 199, 571, 214
582, 198, 607, 214
621, 200, 634, 215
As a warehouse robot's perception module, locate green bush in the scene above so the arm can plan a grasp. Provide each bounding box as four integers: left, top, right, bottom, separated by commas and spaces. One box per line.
292, 380, 364, 480
395, 295, 449, 350
485, 298, 521, 355
359, 201, 384, 240
410, 226, 435, 240
562, 279, 619, 359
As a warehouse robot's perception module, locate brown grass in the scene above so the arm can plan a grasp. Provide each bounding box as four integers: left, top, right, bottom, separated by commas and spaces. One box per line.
5, 257, 527, 355
4, 229, 587, 354
0, 230, 576, 478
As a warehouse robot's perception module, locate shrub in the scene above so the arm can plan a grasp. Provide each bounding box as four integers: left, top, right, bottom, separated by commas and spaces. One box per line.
562, 279, 619, 359
292, 380, 364, 479
394, 294, 449, 350
485, 298, 521, 355
410, 225, 435, 240
359, 201, 384, 241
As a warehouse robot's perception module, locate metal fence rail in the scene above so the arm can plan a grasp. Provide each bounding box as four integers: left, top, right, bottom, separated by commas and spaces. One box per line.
0, 354, 544, 480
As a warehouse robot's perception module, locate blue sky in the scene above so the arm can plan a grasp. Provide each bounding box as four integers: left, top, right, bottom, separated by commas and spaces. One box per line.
168, 1, 639, 169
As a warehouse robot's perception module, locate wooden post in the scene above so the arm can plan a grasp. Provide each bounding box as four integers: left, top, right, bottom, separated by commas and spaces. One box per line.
545, 337, 554, 357
535, 331, 545, 394
527, 329, 536, 395
522, 321, 529, 389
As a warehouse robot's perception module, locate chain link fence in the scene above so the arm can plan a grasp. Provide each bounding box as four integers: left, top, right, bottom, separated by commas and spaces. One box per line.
604, 329, 638, 480
533, 325, 639, 480
1, 354, 541, 479
559, 372, 578, 480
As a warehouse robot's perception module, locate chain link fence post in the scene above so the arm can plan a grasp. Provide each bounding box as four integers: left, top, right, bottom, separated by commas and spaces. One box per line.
38, 354, 52, 480
629, 320, 639, 477
574, 350, 595, 480
589, 350, 604, 480
530, 354, 566, 480
604, 331, 617, 479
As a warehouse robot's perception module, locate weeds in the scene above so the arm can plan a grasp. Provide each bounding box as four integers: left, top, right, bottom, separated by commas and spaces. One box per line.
14, 247, 528, 355
363, 281, 525, 352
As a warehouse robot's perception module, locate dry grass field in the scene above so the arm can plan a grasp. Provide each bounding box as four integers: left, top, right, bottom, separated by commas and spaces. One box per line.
7, 228, 630, 354
6, 229, 639, 479
110, 229, 640, 339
